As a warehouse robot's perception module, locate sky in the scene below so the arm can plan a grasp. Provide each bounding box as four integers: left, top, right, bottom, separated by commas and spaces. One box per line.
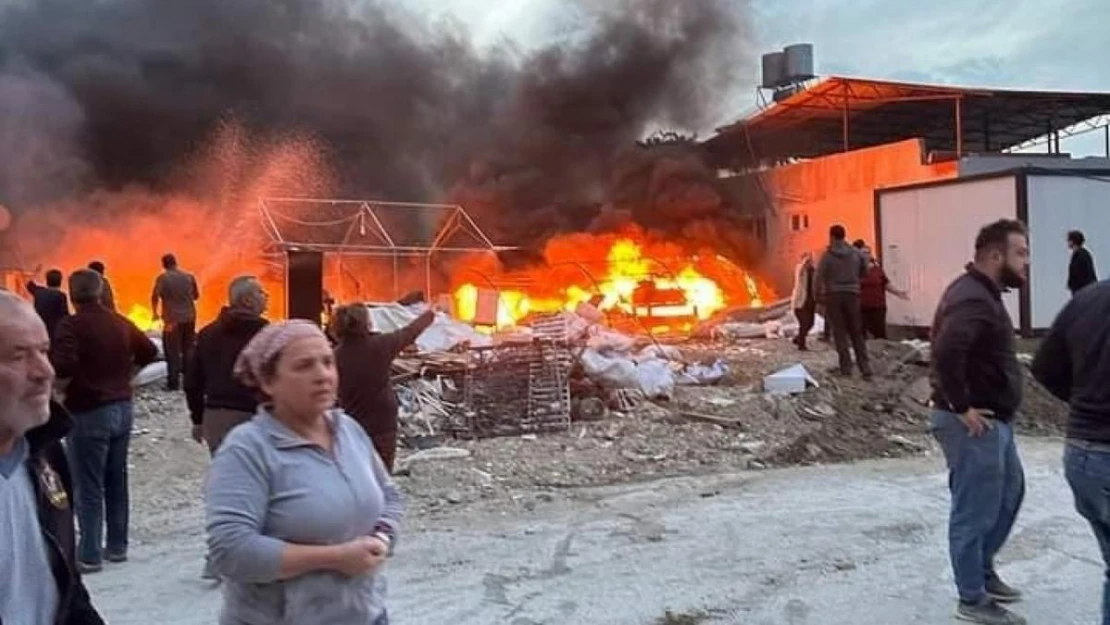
410, 0, 1110, 155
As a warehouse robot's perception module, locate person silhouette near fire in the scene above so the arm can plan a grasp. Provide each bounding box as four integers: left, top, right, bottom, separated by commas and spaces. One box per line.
151, 253, 200, 392
815, 224, 872, 379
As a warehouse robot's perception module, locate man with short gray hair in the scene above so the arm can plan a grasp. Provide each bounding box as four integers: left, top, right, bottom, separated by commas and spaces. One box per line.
0, 291, 105, 624
51, 269, 158, 573
184, 275, 268, 580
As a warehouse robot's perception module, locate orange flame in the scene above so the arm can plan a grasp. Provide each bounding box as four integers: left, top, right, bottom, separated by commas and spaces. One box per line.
452, 229, 773, 332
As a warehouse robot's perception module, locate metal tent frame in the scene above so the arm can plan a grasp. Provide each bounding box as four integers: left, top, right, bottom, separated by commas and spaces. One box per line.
257, 198, 514, 300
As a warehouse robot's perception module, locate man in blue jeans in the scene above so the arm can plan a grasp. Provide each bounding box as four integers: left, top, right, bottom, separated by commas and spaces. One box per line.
51, 269, 158, 573
929, 219, 1030, 625
1033, 278, 1110, 624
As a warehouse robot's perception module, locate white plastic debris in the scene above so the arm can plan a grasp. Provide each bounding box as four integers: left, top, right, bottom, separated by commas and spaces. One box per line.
763, 363, 818, 395
131, 362, 167, 388
676, 359, 729, 386
636, 358, 675, 400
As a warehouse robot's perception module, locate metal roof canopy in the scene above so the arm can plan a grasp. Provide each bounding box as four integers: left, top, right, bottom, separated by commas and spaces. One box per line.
705, 76, 1110, 169
257, 197, 515, 299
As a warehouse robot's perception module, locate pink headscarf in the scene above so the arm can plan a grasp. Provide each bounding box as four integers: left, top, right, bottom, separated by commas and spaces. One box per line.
233, 320, 326, 388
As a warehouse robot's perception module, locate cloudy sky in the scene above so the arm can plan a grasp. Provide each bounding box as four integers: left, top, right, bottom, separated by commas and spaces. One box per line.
411, 0, 1110, 154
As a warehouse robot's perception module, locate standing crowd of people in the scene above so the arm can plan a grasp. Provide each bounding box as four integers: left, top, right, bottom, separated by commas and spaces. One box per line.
2, 253, 434, 624
1, 224, 1107, 624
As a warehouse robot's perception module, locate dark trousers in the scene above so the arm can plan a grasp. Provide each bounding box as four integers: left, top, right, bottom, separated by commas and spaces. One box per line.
825, 292, 871, 375
67, 400, 133, 565
163, 320, 196, 390
203, 408, 255, 456
861, 306, 888, 340
931, 410, 1025, 604
370, 430, 398, 474
1065, 443, 1110, 625
793, 305, 816, 347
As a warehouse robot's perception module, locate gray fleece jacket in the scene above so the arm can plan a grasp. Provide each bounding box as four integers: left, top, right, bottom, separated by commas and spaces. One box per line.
206, 408, 403, 625
816, 240, 867, 297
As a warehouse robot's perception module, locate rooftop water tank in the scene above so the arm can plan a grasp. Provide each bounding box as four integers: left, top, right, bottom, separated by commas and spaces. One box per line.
761, 51, 786, 89
784, 43, 815, 81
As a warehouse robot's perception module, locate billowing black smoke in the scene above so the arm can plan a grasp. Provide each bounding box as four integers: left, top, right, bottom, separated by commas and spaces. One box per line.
0, 0, 755, 253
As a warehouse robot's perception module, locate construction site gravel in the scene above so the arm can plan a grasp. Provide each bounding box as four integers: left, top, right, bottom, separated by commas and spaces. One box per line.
124, 335, 1066, 537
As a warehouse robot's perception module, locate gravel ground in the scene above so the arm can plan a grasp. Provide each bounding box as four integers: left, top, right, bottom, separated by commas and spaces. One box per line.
124, 335, 1066, 536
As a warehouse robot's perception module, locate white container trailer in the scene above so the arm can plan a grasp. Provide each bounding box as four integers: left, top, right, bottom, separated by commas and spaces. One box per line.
874, 168, 1110, 336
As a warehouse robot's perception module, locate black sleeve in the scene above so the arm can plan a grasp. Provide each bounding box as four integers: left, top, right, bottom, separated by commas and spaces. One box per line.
1068, 252, 1080, 292
931, 298, 991, 415
1032, 298, 1077, 402
382, 310, 436, 359
64, 576, 107, 625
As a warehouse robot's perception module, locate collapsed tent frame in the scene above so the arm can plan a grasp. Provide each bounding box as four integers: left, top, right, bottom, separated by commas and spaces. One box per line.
257, 197, 515, 301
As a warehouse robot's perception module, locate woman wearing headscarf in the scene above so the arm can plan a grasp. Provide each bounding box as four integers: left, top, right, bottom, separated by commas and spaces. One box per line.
205, 320, 403, 625
331, 304, 435, 473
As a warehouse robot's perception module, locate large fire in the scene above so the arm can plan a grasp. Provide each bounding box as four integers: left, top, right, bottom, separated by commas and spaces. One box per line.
451, 230, 772, 333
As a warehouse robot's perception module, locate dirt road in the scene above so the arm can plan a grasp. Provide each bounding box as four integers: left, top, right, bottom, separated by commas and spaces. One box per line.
87, 437, 1101, 625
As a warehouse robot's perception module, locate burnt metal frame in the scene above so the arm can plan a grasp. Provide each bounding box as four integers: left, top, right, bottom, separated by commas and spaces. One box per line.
257, 197, 514, 302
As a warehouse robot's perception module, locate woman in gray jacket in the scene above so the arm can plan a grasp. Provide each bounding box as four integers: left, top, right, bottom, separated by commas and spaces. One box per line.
205, 320, 403, 625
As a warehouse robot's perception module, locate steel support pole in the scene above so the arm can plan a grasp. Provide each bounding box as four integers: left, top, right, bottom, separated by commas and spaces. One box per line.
955, 97, 963, 158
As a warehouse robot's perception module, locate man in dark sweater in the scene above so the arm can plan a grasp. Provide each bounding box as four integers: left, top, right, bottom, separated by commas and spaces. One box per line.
184, 275, 267, 581
185, 276, 268, 453
815, 224, 871, 379
1067, 230, 1098, 295
151, 253, 200, 391
929, 219, 1029, 625
0, 292, 105, 625
50, 270, 158, 573
26, 268, 70, 341
1032, 278, 1110, 624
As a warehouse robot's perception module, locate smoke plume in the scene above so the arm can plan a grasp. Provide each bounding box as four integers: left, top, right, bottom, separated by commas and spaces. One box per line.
0, 0, 755, 268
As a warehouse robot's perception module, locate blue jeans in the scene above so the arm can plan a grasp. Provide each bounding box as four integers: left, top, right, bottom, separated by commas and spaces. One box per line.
930, 410, 1025, 603
67, 400, 133, 565
1064, 444, 1110, 625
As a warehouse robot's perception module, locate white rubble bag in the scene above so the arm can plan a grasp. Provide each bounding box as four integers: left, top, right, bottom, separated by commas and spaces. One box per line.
763, 364, 818, 395
132, 362, 168, 388
635, 358, 675, 400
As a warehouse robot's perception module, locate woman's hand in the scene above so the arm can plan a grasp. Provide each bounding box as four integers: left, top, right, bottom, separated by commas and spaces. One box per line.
330, 536, 388, 577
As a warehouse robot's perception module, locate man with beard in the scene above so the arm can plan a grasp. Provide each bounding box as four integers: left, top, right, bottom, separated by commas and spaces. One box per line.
929, 219, 1029, 625
184, 275, 268, 581
1032, 276, 1110, 624
0, 291, 105, 624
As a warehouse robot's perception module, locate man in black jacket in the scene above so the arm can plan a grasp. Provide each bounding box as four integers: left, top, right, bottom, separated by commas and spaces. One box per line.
0, 291, 104, 625
26, 269, 70, 341
815, 224, 872, 379
1032, 278, 1110, 624
185, 275, 268, 453
929, 219, 1029, 625
1067, 230, 1098, 295
184, 275, 267, 581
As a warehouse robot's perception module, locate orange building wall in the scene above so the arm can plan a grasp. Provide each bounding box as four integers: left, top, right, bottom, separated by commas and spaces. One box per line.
758, 138, 958, 291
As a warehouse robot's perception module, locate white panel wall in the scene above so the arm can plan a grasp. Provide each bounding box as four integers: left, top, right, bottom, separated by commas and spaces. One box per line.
879, 176, 1020, 329
1027, 174, 1110, 328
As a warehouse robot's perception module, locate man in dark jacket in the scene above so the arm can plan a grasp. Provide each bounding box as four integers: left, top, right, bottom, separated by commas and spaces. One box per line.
86, 262, 116, 312
332, 303, 435, 472
151, 253, 200, 391
815, 224, 871, 378
50, 270, 158, 574
1032, 278, 1110, 624
929, 219, 1029, 625
26, 269, 70, 341
185, 275, 268, 453
184, 275, 267, 581
0, 291, 104, 625
1067, 230, 1098, 295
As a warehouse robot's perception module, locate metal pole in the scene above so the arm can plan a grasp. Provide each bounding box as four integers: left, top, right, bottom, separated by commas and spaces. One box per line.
392, 252, 399, 299
955, 97, 963, 158
424, 253, 432, 302
1105, 125, 1109, 158
842, 90, 850, 151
